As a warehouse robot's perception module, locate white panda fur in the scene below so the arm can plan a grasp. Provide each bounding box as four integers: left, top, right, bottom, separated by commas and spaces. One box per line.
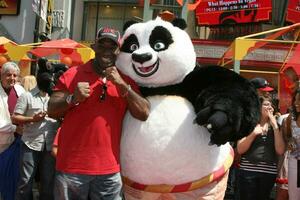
121, 95, 231, 185
117, 18, 232, 186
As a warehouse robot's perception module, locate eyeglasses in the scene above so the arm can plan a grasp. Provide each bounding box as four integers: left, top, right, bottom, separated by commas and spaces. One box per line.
100, 78, 107, 101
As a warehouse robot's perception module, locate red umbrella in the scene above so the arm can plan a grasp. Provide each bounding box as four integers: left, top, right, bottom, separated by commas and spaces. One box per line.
29, 38, 90, 66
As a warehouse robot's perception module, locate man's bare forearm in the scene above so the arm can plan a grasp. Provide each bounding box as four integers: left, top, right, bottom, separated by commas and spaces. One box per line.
127, 90, 149, 121
12, 114, 35, 124
118, 83, 150, 121
48, 91, 69, 119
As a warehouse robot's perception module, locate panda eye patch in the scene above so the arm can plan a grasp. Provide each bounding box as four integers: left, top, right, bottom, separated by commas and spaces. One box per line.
153, 42, 165, 51
121, 34, 140, 53
130, 44, 139, 51
149, 26, 173, 52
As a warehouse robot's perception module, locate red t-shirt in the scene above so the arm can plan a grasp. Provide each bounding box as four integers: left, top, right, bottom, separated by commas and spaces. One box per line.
54, 60, 138, 175
53, 127, 60, 147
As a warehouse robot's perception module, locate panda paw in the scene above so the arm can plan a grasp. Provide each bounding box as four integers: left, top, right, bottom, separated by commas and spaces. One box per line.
194, 107, 235, 145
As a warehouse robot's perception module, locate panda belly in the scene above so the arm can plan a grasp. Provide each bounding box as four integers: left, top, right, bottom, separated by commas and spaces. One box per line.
120, 95, 231, 185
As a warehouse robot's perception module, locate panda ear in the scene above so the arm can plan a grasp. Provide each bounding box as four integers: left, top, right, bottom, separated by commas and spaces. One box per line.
123, 20, 138, 32
171, 18, 187, 30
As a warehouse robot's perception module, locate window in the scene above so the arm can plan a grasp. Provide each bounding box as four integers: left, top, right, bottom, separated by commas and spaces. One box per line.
82, 2, 143, 41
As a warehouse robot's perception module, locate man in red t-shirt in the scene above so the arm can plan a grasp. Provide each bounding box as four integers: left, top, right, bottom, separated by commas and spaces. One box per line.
48, 27, 150, 200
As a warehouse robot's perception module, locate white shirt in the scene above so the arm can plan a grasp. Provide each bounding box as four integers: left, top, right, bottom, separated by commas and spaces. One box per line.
0, 84, 25, 153
14, 87, 59, 151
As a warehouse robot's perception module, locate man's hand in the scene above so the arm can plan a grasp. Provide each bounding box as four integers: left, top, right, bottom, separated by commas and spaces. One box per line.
104, 66, 126, 86
104, 66, 131, 97
32, 111, 46, 122
74, 82, 90, 103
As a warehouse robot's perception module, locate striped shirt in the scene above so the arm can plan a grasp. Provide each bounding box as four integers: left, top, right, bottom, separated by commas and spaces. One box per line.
239, 156, 277, 174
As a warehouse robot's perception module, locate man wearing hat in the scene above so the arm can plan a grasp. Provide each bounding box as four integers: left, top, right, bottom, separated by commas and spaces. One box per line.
48, 27, 150, 200
250, 77, 274, 98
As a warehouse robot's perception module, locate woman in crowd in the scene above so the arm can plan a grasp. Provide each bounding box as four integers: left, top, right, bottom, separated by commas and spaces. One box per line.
275, 114, 290, 200
283, 88, 300, 200
237, 95, 285, 200
21, 75, 36, 92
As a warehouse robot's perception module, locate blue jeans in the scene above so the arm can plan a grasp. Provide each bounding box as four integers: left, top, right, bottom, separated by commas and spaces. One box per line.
238, 169, 276, 200
15, 142, 56, 200
0, 136, 21, 200
54, 171, 123, 200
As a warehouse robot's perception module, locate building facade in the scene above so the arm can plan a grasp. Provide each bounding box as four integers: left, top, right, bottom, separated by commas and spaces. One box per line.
0, 0, 73, 43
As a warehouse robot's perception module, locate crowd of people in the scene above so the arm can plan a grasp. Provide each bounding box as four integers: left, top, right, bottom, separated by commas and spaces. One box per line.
225, 77, 300, 200
0, 26, 300, 200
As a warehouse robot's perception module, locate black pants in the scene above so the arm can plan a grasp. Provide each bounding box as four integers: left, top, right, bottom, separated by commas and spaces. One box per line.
238, 169, 276, 200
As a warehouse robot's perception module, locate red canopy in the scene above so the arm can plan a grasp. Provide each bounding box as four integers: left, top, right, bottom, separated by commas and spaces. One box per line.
29, 38, 89, 66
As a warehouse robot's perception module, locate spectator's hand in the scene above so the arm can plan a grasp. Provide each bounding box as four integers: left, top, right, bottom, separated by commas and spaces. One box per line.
16, 125, 24, 135
275, 112, 281, 119
74, 82, 90, 103
267, 108, 279, 130
51, 146, 58, 158
252, 124, 263, 136
32, 111, 46, 122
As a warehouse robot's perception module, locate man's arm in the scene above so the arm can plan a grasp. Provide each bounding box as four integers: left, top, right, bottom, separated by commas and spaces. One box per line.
48, 82, 91, 119
117, 83, 149, 121
48, 66, 150, 121
12, 112, 46, 124
11, 92, 27, 124
12, 92, 46, 124
105, 66, 150, 121
47, 91, 69, 119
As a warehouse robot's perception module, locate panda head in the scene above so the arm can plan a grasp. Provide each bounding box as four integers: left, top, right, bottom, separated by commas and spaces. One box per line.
116, 17, 196, 87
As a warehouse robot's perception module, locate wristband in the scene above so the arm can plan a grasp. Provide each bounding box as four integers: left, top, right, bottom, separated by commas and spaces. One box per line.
121, 84, 131, 97
66, 94, 79, 106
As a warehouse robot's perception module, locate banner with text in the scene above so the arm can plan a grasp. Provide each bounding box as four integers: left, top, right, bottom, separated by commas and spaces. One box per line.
196, 0, 272, 26
286, 0, 300, 23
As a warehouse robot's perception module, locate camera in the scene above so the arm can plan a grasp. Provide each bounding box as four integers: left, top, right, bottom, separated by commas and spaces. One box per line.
37, 57, 68, 95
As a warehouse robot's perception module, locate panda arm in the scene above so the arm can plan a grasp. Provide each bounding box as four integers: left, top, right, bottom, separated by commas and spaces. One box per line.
182, 65, 260, 145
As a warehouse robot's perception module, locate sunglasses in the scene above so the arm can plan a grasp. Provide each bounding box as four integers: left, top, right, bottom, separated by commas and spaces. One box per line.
100, 78, 107, 101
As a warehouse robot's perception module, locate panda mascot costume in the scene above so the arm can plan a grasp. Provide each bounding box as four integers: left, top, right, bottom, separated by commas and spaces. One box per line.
116, 17, 260, 200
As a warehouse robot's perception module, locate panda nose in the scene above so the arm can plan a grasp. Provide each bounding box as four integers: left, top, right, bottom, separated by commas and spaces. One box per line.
132, 53, 152, 64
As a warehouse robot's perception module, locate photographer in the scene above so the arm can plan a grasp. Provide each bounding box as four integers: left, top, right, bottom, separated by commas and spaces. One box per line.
12, 71, 59, 200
